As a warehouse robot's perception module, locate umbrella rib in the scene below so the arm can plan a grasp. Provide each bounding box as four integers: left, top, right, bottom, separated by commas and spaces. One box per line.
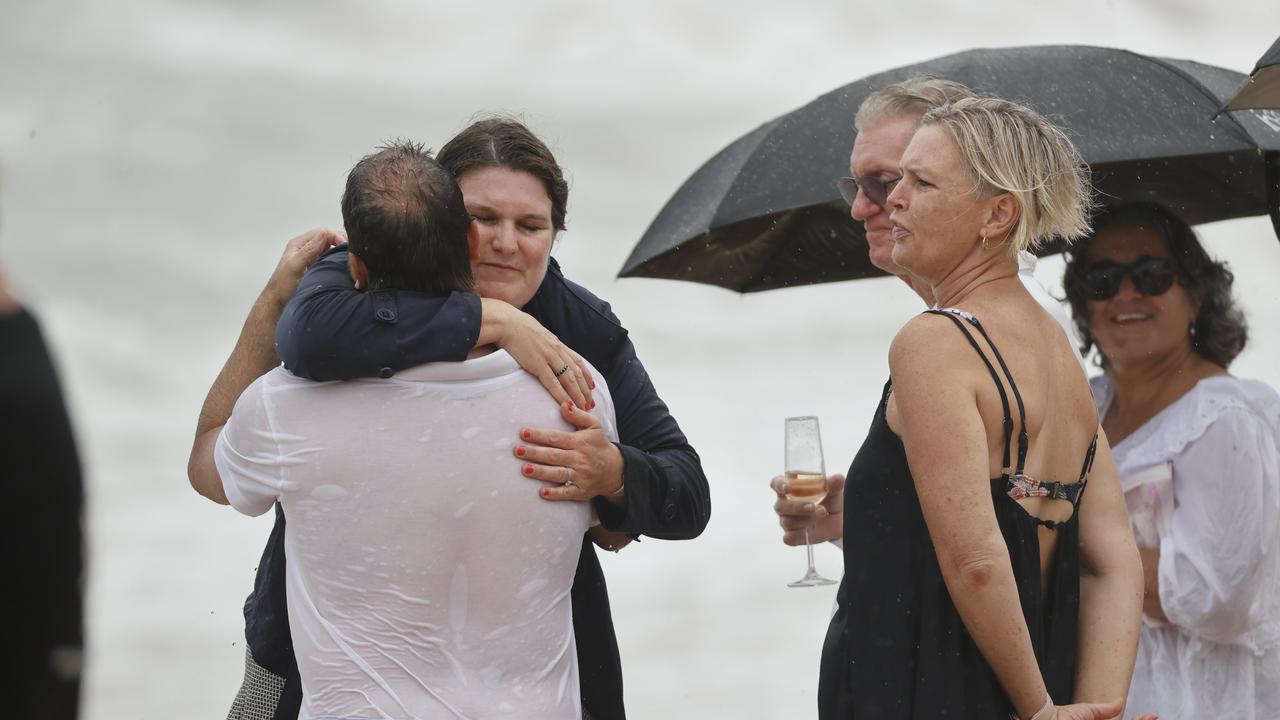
738, 205, 875, 291
705, 117, 789, 229
1136, 51, 1257, 142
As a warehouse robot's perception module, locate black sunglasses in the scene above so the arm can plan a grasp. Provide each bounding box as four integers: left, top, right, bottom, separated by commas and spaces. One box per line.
1081, 257, 1178, 300
837, 175, 901, 208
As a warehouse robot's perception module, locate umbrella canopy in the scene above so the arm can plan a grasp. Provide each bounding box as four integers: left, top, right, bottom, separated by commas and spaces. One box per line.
621, 45, 1280, 293
1226, 35, 1280, 111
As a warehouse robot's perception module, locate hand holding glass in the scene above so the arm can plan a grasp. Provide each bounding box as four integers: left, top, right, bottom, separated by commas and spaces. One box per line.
785, 416, 837, 587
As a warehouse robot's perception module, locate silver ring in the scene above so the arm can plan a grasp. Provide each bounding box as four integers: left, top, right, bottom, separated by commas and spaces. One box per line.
563, 467, 574, 487
554, 363, 570, 378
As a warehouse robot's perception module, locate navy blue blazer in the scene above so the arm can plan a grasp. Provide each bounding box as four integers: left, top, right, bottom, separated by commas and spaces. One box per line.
249, 247, 710, 719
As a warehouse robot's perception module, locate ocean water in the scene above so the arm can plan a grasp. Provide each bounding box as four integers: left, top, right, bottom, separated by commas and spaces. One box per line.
2, 1, 1278, 717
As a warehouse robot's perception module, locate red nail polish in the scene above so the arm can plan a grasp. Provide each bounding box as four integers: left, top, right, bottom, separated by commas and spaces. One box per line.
540, 488, 550, 498
516, 446, 526, 457
523, 463, 534, 475
521, 429, 532, 440
588, 400, 596, 410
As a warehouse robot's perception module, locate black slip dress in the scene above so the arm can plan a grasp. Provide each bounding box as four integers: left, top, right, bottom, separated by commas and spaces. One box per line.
817, 308, 1097, 719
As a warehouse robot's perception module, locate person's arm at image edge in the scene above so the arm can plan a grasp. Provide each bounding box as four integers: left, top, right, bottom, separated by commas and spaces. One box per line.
188, 229, 342, 504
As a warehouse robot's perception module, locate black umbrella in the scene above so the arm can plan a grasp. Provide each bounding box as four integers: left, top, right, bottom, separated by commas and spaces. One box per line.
1226, 36, 1280, 111
621, 45, 1280, 293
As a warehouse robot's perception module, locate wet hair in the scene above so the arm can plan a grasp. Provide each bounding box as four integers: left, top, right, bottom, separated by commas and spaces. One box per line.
1062, 202, 1248, 369
341, 140, 475, 294
437, 116, 569, 232
920, 96, 1092, 257
854, 75, 976, 131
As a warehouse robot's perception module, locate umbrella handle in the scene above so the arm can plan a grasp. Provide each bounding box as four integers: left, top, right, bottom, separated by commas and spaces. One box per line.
1269, 150, 1280, 243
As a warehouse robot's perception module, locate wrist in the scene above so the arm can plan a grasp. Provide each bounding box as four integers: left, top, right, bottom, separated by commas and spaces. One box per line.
601, 484, 626, 507
479, 297, 514, 346
601, 444, 626, 505
1011, 693, 1053, 720
261, 271, 300, 308
607, 474, 625, 498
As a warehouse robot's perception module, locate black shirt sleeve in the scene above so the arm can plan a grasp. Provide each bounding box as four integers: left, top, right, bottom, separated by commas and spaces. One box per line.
275, 248, 481, 380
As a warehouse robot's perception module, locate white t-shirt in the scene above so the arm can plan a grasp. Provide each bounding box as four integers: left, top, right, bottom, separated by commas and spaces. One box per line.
1093, 375, 1280, 720
215, 350, 617, 720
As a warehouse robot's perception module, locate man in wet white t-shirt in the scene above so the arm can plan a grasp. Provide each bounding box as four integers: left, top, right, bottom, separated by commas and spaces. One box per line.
191, 142, 616, 719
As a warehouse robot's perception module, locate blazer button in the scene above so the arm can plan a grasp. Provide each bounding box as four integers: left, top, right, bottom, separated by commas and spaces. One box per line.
663, 504, 677, 521
375, 308, 397, 323
377, 367, 395, 379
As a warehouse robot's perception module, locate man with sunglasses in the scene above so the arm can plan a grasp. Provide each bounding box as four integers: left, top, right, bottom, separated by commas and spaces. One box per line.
772, 75, 1084, 547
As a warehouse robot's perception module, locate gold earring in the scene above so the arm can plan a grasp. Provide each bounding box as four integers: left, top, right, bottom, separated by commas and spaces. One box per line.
980, 233, 989, 251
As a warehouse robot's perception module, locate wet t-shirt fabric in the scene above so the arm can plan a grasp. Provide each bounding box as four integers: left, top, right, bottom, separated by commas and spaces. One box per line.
216, 350, 616, 720
818, 310, 1088, 718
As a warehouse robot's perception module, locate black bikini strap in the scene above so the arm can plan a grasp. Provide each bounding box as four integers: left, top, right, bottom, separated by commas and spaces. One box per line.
962, 318, 1030, 476
924, 309, 1015, 475
1078, 434, 1098, 485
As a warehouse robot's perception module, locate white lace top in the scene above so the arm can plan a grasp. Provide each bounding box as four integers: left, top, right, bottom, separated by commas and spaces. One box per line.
1092, 375, 1280, 720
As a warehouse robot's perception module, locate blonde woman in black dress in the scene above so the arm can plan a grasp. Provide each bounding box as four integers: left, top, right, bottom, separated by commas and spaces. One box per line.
818, 98, 1145, 719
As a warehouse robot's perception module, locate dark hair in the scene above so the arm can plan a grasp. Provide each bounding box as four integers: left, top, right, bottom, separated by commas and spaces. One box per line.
437, 116, 569, 232
341, 140, 474, 294
1063, 202, 1248, 369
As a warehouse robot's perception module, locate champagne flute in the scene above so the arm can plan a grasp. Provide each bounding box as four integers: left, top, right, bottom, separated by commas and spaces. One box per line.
785, 416, 837, 587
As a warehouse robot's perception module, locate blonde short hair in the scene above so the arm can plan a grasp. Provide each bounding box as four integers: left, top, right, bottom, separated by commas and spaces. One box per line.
854, 75, 976, 131
920, 97, 1092, 255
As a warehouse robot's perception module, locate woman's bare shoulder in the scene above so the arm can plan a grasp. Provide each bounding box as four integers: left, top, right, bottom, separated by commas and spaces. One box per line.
889, 311, 971, 364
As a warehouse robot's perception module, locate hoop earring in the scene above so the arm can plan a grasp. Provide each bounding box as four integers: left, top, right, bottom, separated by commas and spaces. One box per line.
980, 233, 990, 251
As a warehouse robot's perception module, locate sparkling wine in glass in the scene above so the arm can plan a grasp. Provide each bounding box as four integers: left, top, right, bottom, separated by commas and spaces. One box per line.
786, 416, 837, 587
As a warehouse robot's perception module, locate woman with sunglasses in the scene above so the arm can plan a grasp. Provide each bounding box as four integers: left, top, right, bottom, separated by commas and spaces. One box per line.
1063, 202, 1280, 720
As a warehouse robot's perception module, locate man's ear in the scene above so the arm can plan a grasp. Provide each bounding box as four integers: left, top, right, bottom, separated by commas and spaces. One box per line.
348, 250, 369, 291
981, 192, 1020, 247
